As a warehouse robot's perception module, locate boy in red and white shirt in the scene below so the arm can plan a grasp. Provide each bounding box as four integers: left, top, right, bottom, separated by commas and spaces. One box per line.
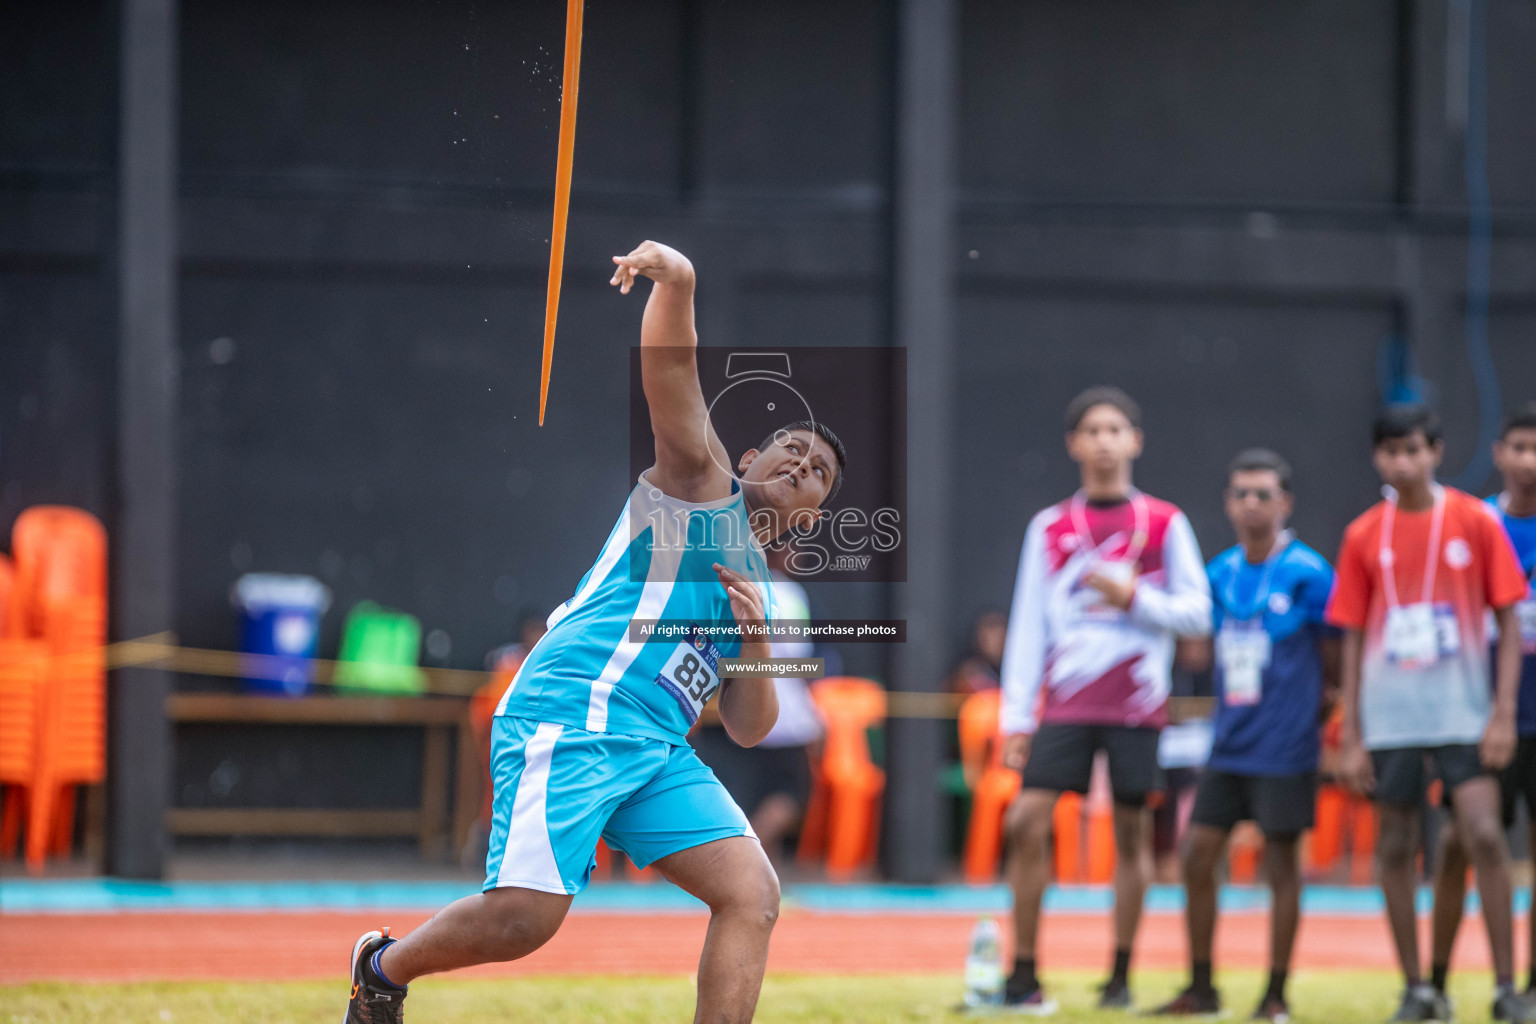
1329, 404, 1532, 1023
999, 387, 1211, 1013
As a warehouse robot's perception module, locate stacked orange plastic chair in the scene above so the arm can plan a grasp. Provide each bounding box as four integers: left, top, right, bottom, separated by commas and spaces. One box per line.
1049, 760, 1117, 883
0, 553, 49, 856
470, 648, 527, 827
797, 677, 886, 879
1228, 822, 1263, 883
959, 689, 1022, 882
0, 507, 107, 872
1308, 706, 1376, 882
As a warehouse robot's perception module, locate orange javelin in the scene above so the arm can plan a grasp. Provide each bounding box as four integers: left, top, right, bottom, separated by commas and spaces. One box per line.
539, 0, 585, 425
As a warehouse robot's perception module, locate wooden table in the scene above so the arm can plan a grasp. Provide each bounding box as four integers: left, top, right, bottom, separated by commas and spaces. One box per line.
164, 694, 477, 860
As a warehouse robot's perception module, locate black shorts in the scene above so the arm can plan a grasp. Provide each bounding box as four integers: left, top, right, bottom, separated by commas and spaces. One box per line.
689, 726, 812, 816
1451, 735, 1536, 826
1371, 744, 1488, 809
1189, 768, 1317, 839
1502, 736, 1536, 827
1020, 723, 1162, 807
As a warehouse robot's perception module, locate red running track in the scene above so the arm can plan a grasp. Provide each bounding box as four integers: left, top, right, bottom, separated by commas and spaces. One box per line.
0, 910, 1523, 984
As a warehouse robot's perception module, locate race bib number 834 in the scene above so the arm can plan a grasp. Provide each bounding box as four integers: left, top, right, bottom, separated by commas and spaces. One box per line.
656, 629, 722, 725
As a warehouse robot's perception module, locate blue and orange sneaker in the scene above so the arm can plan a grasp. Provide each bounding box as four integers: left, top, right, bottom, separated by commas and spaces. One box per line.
344, 928, 406, 1024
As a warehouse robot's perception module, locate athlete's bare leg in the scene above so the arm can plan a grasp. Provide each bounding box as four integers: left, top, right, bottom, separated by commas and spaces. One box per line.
1431, 825, 1469, 986
378, 885, 573, 983
1182, 824, 1228, 968
1263, 835, 1303, 974
1111, 803, 1150, 955
1449, 777, 1517, 983
1378, 803, 1424, 983
1005, 788, 1061, 960
653, 836, 780, 1024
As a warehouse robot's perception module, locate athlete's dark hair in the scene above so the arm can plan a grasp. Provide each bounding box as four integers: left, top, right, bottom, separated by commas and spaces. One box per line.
1228, 448, 1293, 494
757, 420, 847, 503
1372, 403, 1443, 447
1064, 386, 1142, 432
1499, 401, 1536, 440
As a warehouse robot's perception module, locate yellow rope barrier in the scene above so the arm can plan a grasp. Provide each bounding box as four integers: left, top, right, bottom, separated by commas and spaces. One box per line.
103, 634, 1214, 721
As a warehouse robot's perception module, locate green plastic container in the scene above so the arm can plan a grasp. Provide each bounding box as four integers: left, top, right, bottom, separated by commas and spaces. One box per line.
334, 601, 426, 695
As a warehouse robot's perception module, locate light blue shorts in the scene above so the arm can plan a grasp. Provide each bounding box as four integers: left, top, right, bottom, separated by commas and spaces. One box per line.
483, 715, 755, 895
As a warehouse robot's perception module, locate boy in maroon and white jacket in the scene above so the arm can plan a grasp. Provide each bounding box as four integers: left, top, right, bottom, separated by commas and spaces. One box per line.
999, 387, 1211, 1014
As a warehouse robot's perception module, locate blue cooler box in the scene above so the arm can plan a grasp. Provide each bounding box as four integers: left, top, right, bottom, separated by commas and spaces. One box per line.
231, 573, 332, 696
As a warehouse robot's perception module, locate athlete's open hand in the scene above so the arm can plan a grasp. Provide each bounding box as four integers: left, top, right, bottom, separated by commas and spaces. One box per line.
1480, 709, 1517, 771
1083, 566, 1137, 611
610, 240, 694, 294
1002, 733, 1031, 772
1340, 738, 1374, 796
713, 563, 768, 647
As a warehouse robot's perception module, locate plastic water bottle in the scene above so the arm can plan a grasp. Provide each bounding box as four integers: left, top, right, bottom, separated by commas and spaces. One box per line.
963, 916, 1004, 1008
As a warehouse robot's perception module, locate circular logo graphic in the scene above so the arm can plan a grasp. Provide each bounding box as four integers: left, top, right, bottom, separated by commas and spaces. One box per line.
703, 354, 817, 483
1444, 537, 1472, 571
1268, 592, 1292, 615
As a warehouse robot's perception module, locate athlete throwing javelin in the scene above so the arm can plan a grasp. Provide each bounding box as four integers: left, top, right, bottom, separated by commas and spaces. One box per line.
343, 240, 846, 1024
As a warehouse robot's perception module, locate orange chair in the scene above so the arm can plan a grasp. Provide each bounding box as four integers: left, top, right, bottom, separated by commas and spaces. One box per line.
1053, 791, 1083, 881
4, 507, 107, 871
1084, 771, 1116, 884
1309, 783, 1377, 882
797, 677, 886, 879
469, 648, 527, 827
959, 689, 1022, 882
0, 552, 12, 633
1308, 707, 1377, 882
1229, 823, 1263, 883
0, 638, 47, 857
956, 695, 1118, 885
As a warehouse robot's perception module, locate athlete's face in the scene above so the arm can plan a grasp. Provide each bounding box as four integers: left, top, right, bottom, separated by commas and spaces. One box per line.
1373, 430, 1443, 492
1224, 468, 1291, 537
737, 429, 838, 538
1066, 404, 1142, 472
1493, 427, 1536, 492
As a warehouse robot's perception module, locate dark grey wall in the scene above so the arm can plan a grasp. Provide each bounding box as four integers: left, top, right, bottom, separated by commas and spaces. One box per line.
4, 0, 1535, 719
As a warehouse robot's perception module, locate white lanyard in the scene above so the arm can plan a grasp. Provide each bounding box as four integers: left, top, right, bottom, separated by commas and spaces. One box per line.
1223, 530, 1293, 622
1379, 484, 1445, 609
1069, 489, 1149, 566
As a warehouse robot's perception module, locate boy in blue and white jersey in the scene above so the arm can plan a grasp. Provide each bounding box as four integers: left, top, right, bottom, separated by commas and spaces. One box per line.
1431, 402, 1536, 1008
342, 240, 847, 1024
1151, 449, 1339, 1023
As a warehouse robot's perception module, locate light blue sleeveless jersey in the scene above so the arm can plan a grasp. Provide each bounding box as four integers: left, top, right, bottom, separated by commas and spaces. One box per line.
496, 472, 775, 744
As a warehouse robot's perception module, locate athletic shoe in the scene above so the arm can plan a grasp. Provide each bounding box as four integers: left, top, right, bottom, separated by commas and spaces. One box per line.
1492, 985, 1536, 1022
1249, 996, 1289, 1023
1386, 985, 1450, 1022
345, 928, 406, 1024
1098, 979, 1133, 1010
1145, 987, 1222, 1016
999, 986, 1059, 1016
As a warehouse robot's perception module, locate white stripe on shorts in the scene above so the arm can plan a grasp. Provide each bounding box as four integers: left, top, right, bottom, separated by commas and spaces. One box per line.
494, 721, 567, 894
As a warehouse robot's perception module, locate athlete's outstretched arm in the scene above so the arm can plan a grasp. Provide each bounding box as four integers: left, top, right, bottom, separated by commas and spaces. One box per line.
611, 240, 733, 503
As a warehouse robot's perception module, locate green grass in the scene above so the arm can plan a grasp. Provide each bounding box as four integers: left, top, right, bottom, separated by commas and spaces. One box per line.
0, 970, 1504, 1023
